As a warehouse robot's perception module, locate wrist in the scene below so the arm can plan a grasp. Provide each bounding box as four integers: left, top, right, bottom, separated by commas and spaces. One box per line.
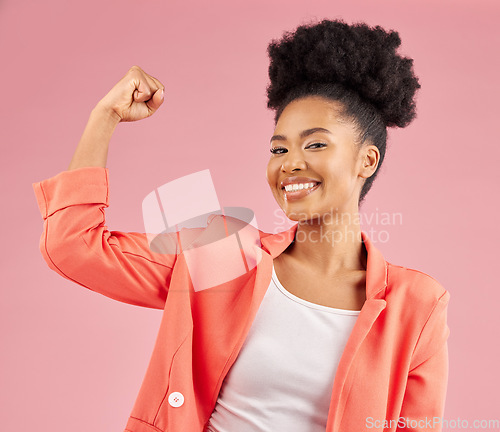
92, 102, 122, 127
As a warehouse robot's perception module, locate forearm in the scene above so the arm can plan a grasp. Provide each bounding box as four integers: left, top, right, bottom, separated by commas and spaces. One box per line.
68, 104, 121, 170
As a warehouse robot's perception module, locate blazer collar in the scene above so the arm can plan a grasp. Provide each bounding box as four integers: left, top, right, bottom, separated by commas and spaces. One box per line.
260, 224, 388, 300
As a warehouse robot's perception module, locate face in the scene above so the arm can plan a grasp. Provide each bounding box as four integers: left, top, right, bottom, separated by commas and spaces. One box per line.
266, 96, 379, 223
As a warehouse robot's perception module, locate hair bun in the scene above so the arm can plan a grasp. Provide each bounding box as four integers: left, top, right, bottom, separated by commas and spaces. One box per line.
266, 19, 421, 128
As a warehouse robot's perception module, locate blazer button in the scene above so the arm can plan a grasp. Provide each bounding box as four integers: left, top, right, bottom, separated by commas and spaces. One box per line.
168, 391, 184, 407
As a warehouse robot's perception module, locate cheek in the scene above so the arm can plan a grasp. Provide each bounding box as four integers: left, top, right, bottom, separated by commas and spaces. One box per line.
321, 157, 353, 189
319, 157, 339, 181
266, 160, 278, 185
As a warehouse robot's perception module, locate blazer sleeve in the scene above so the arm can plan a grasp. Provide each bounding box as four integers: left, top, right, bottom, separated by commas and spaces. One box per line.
396, 289, 450, 431
32, 166, 189, 310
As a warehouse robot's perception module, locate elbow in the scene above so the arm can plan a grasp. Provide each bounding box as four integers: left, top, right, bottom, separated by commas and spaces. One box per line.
38, 220, 88, 278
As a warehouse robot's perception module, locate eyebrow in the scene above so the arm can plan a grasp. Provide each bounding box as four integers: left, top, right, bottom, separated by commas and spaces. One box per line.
270, 127, 333, 144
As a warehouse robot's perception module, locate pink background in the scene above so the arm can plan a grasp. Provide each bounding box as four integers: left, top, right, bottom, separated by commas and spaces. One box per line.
1, 0, 499, 430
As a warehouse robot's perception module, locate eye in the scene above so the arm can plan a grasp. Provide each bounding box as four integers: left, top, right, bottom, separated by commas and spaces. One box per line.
307, 142, 326, 149
270, 147, 286, 154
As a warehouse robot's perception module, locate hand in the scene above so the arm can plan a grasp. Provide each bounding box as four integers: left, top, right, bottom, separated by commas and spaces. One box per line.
96, 65, 165, 123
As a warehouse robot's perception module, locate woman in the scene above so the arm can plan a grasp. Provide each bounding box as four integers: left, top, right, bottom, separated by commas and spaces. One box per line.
33, 18, 450, 432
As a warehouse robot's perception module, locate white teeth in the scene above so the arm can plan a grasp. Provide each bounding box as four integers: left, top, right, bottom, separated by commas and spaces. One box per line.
284, 182, 318, 192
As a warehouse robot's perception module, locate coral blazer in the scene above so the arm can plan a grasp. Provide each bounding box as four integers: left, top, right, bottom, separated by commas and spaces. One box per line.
32, 167, 450, 432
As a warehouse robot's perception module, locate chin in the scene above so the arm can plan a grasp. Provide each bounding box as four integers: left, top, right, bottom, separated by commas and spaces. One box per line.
282, 210, 315, 224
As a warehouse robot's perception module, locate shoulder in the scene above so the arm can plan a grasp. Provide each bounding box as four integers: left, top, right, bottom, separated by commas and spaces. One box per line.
384, 263, 450, 365
385, 262, 450, 319
386, 262, 448, 299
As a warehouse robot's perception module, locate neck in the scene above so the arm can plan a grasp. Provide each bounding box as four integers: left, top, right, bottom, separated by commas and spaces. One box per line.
284, 211, 367, 277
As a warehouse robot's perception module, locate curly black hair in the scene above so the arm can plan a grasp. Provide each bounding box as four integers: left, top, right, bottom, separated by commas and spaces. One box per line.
266, 18, 421, 205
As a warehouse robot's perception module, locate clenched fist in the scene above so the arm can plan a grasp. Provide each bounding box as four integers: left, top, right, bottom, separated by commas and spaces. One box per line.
97, 65, 165, 123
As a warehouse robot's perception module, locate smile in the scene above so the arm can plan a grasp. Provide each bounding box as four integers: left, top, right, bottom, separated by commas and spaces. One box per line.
281, 182, 321, 201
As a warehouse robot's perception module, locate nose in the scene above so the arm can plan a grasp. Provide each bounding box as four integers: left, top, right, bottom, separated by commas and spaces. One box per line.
280, 149, 308, 173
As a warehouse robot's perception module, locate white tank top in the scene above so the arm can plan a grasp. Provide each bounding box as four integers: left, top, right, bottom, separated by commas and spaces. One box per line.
205, 263, 360, 432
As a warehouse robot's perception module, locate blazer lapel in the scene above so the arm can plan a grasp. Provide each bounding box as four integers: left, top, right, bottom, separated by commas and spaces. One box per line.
325, 231, 388, 431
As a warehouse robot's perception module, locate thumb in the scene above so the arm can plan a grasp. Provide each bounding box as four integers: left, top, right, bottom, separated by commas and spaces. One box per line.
145, 88, 165, 112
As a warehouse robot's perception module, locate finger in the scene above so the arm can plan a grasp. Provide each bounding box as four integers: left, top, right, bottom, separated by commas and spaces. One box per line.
145, 87, 164, 112
141, 73, 164, 111
131, 74, 154, 103
142, 73, 164, 99
147, 74, 165, 94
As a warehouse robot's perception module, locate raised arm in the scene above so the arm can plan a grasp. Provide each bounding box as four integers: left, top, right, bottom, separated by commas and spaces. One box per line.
32, 66, 189, 309
69, 64, 164, 170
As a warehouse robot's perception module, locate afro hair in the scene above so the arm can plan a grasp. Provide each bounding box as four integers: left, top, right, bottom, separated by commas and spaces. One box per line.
266, 18, 421, 128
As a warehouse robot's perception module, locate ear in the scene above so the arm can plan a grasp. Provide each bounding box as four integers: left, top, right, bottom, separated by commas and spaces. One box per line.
358, 144, 380, 179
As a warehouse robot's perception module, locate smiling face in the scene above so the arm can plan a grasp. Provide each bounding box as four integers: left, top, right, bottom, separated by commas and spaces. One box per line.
266, 96, 379, 223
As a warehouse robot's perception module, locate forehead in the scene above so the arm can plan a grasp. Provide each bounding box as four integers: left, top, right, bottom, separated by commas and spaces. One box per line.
274, 96, 354, 135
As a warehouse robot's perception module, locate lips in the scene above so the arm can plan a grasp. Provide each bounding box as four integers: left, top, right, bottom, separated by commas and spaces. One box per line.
280, 176, 322, 189
281, 181, 321, 201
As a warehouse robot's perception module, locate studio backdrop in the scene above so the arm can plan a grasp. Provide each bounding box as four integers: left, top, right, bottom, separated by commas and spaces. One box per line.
0, 0, 498, 431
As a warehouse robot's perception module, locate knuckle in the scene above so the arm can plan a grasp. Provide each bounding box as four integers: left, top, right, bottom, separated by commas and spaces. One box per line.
128, 65, 142, 76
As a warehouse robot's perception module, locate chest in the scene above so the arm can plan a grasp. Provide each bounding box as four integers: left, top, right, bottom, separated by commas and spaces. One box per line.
272, 257, 367, 311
